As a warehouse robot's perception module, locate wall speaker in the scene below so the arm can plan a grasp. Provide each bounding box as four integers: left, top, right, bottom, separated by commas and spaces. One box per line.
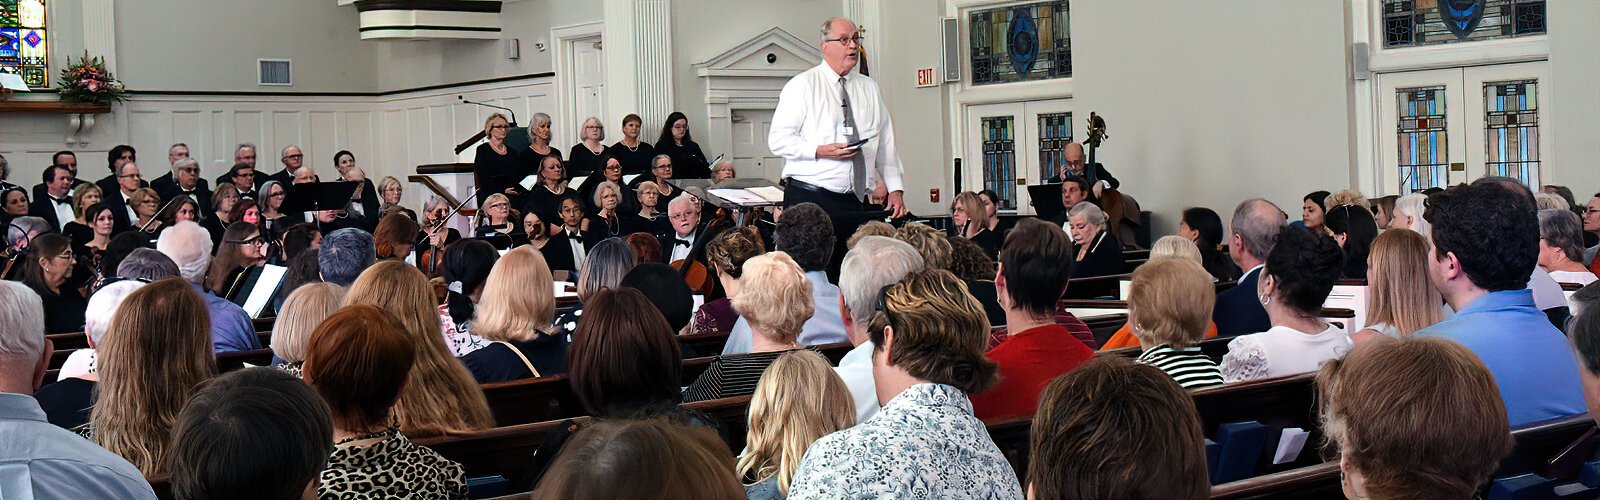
1351, 42, 1369, 80
941, 17, 961, 82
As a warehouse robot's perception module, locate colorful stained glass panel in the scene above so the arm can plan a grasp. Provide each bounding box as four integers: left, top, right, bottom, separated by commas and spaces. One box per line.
0, 0, 47, 88
982, 116, 1018, 210
1483, 79, 1539, 187
1396, 86, 1450, 192
1383, 0, 1545, 48
1037, 112, 1072, 182
969, 1, 1070, 86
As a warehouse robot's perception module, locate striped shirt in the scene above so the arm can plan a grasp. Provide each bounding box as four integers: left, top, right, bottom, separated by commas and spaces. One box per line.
683, 349, 799, 402
1136, 344, 1224, 389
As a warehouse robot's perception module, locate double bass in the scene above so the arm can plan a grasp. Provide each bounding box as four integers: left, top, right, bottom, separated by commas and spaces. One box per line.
1081, 113, 1143, 249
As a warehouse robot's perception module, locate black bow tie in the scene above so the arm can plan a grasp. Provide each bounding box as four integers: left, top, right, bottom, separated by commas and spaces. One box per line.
675, 238, 691, 247
50, 196, 70, 205
566, 230, 581, 239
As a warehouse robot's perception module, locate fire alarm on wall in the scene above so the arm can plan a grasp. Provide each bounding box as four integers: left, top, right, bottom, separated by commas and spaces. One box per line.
930, 188, 940, 203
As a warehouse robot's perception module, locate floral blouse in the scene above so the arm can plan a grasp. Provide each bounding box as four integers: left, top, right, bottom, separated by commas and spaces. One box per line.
438, 304, 488, 357
787, 383, 1024, 499
691, 297, 737, 335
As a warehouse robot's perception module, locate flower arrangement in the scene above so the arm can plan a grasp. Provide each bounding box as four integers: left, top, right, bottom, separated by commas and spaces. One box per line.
56, 52, 125, 105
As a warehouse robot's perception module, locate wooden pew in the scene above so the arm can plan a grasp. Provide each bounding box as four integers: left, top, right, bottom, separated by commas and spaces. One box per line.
1062, 273, 1131, 300
48, 330, 275, 370
677, 331, 730, 357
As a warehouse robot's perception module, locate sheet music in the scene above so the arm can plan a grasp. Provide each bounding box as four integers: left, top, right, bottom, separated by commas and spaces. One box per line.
623, 174, 640, 184
746, 186, 785, 203
0, 73, 29, 91
519, 175, 539, 191
707, 188, 767, 206
554, 281, 578, 299
241, 265, 287, 319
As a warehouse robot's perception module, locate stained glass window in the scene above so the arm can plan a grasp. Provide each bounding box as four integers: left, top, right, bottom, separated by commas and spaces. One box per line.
1037, 112, 1072, 181
1383, 0, 1545, 48
1483, 79, 1539, 186
0, 0, 48, 88
969, 1, 1070, 86
981, 116, 1018, 210
1396, 86, 1450, 192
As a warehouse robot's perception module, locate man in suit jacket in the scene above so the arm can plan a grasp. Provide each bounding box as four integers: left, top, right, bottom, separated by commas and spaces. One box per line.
28, 166, 77, 233
94, 145, 147, 203
30, 151, 91, 202
266, 145, 304, 187
152, 157, 212, 212
659, 194, 705, 264
1045, 143, 1119, 199
1214, 198, 1287, 337
102, 161, 145, 233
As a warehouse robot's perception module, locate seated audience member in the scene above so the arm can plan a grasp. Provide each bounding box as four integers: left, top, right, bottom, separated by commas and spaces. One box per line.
1216, 198, 1287, 336
947, 235, 1006, 327
1126, 258, 1225, 388
554, 237, 636, 338
1180, 207, 1243, 281
36, 280, 145, 429
269, 282, 344, 377
695, 226, 764, 335
971, 219, 1094, 421
1388, 193, 1430, 234
1473, 177, 1570, 314
1301, 190, 1330, 233
1151, 234, 1203, 262
206, 221, 268, 297
156, 221, 260, 353
97, 231, 155, 285
280, 223, 322, 263
170, 368, 334, 500
1319, 338, 1513, 498
1353, 229, 1443, 344
474, 193, 527, 248
1100, 240, 1221, 351
346, 262, 493, 437
723, 203, 847, 354
686, 252, 812, 402
461, 247, 566, 383
1571, 296, 1600, 420
1066, 201, 1127, 278
439, 240, 498, 356
739, 351, 855, 500
951, 191, 1002, 257
1221, 227, 1348, 382
788, 269, 1020, 499
1539, 208, 1598, 286
1323, 204, 1379, 279
113, 247, 178, 282
962, 220, 1093, 350
532, 418, 743, 500
620, 262, 695, 334
1324, 189, 1371, 212
1372, 194, 1397, 228
318, 228, 376, 287
1029, 357, 1209, 499
1584, 193, 1598, 270
89, 277, 217, 475
623, 231, 664, 264
305, 305, 468, 499
1417, 182, 1586, 425
846, 220, 897, 249
834, 236, 924, 424
20, 233, 88, 334
373, 211, 420, 261
0, 281, 157, 499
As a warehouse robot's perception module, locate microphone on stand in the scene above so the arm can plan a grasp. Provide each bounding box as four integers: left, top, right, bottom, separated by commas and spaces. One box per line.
459, 96, 517, 126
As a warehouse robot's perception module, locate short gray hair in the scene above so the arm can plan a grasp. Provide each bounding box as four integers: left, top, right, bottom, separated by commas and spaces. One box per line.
1068, 201, 1106, 227
172, 157, 200, 176
578, 238, 637, 301
6, 216, 49, 249
1150, 235, 1203, 265
652, 154, 672, 168
157, 221, 215, 283
0, 280, 44, 365
117, 248, 180, 282
667, 193, 694, 212
1539, 208, 1586, 262
593, 180, 621, 208
820, 16, 853, 39
1230, 198, 1287, 260
85, 280, 147, 346
840, 236, 924, 326
235, 143, 256, 156
318, 228, 376, 287
528, 113, 552, 142
1391, 193, 1431, 237
1535, 192, 1569, 211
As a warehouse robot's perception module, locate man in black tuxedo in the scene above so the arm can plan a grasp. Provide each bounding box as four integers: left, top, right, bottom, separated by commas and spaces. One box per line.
28, 165, 77, 233
659, 194, 705, 264
1045, 143, 1119, 199
1214, 198, 1287, 337
30, 151, 90, 202
102, 161, 145, 233
217, 162, 259, 198
95, 145, 147, 202
266, 145, 304, 186
152, 157, 212, 212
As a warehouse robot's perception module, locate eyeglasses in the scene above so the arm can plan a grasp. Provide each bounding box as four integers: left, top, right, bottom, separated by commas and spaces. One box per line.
669, 212, 696, 222
177, 168, 199, 174
825, 35, 865, 47
585, 125, 604, 130
873, 284, 898, 330
53, 252, 74, 261
227, 235, 267, 246
489, 125, 510, 130
487, 203, 509, 210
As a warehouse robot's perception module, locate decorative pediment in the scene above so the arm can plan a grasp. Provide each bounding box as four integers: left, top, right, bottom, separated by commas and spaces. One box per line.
352, 0, 504, 41
694, 28, 821, 78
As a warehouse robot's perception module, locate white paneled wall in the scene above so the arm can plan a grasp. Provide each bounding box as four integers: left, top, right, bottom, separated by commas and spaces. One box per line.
0, 75, 553, 211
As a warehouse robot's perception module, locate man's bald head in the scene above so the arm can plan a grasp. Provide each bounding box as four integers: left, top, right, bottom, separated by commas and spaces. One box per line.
1230, 198, 1286, 264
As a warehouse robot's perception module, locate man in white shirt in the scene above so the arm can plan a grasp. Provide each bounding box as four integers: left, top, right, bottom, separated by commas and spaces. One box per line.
662, 195, 701, 263
769, 17, 906, 219
832, 235, 924, 423
28, 165, 77, 233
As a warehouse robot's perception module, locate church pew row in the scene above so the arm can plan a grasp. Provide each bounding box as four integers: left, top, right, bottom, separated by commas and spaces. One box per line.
1062, 274, 1238, 302
479, 342, 854, 427
43, 342, 277, 385
47, 330, 276, 370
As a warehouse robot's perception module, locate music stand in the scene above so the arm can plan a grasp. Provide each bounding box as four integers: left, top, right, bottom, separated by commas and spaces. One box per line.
1028, 183, 1066, 221
281, 181, 361, 215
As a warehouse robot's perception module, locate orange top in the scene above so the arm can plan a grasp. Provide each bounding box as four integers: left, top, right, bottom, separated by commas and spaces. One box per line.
1098, 321, 1219, 351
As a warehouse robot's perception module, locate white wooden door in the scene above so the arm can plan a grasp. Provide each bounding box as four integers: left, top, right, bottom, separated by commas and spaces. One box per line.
962, 99, 1072, 215
572, 37, 607, 139
1462, 62, 1548, 187
730, 109, 782, 181
1374, 62, 1548, 195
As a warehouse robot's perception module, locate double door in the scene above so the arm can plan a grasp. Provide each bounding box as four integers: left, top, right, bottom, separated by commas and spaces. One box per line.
963, 99, 1072, 214
1375, 62, 1548, 193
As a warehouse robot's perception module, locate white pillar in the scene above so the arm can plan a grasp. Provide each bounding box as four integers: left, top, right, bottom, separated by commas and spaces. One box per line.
603, 0, 673, 128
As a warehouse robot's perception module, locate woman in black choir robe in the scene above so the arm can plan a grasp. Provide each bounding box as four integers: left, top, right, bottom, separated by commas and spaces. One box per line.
583, 180, 644, 246
653, 111, 711, 179
609, 113, 657, 176
473, 193, 528, 249
635, 181, 672, 238
61, 185, 104, 247
631, 155, 683, 201
473, 113, 526, 207
567, 117, 610, 178
523, 155, 572, 237
578, 157, 639, 217
520, 112, 563, 179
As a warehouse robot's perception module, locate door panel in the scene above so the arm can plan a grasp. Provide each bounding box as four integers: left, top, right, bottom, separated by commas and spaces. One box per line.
1373, 62, 1548, 195
731, 109, 782, 181
963, 99, 1072, 215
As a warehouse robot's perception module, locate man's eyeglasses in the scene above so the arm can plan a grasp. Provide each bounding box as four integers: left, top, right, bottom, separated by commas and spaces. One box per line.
177, 167, 199, 174
874, 284, 898, 331
227, 235, 267, 246
826, 35, 865, 47
669, 212, 696, 222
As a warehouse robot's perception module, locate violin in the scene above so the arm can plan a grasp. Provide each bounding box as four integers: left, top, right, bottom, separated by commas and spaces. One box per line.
418, 190, 477, 278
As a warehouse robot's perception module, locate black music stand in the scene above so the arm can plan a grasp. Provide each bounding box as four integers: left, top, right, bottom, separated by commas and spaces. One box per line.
281, 181, 360, 214
1028, 183, 1066, 221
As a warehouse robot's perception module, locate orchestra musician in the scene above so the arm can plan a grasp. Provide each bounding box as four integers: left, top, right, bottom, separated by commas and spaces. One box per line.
1045, 142, 1120, 200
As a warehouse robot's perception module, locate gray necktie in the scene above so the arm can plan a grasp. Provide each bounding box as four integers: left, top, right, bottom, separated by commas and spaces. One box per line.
840, 77, 867, 200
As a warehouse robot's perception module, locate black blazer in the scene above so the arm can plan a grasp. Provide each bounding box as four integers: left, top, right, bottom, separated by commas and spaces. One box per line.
536, 235, 579, 273
151, 173, 213, 213
27, 193, 73, 232
1046, 162, 1120, 190
266, 168, 294, 187
1214, 266, 1270, 337
102, 186, 135, 233
1069, 230, 1126, 279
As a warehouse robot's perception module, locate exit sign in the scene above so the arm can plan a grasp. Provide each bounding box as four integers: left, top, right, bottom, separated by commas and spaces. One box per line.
915, 67, 938, 88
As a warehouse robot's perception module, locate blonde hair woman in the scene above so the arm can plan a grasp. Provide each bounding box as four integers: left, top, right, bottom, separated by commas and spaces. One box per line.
89, 277, 216, 475
1127, 258, 1224, 388
270, 282, 345, 376
460, 246, 564, 384
1353, 229, 1444, 344
1149, 235, 1204, 266
738, 350, 856, 499
569, 116, 609, 177
950, 191, 1000, 257
473, 112, 522, 204
346, 261, 494, 437
683, 251, 812, 402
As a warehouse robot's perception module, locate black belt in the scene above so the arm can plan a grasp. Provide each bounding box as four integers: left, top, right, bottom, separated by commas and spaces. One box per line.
783, 178, 852, 197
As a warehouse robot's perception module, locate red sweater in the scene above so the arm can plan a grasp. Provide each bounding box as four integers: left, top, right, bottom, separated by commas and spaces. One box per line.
970, 324, 1095, 422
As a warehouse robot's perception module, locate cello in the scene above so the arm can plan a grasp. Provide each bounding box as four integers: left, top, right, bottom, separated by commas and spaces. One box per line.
671, 205, 737, 295
418, 189, 476, 278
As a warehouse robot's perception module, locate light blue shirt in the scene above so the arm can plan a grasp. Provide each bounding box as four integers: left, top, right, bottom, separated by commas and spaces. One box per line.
0, 392, 156, 500
1417, 289, 1586, 427
722, 271, 848, 355
194, 283, 260, 354
834, 340, 879, 424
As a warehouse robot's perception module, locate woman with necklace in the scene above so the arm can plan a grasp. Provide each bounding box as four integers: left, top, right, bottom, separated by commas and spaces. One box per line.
609, 113, 656, 176
654, 111, 711, 179
524, 155, 571, 238
519, 113, 563, 179
472, 113, 525, 207
566, 116, 610, 178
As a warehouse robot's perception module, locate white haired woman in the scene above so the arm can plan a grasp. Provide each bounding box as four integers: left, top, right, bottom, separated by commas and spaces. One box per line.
1067, 201, 1127, 278
684, 251, 813, 402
